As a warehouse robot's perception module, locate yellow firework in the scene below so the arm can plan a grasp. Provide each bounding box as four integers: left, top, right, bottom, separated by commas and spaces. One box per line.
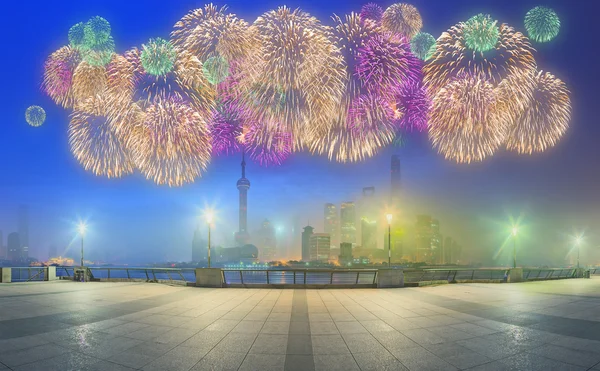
382, 3, 423, 39
240, 7, 346, 150
171, 4, 255, 62
428, 74, 510, 163
68, 95, 135, 178
42, 46, 82, 109
72, 60, 108, 109
506, 71, 571, 154
128, 97, 212, 187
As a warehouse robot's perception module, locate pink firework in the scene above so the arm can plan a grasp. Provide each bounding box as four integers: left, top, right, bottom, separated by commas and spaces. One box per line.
356, 33, 422, 99
244, 123, 292, 166
360, 3, 384, 25
43, 46, 81, 108
393, 82, 431, 132
209, 100, 250, 155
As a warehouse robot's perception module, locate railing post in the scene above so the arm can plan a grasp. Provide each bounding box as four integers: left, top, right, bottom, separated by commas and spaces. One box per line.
452, 270, 458, 282
293, 271, 296, 284
471, 270, 475, 280
166, 270, 173, 281
372, 271, 377, 285
152, 269, 157, 281
108, 268, 110, 280
266, 270, 270, 284
239, 270, 244, 284
144, 269, 149, 281
356, 272, 360, 284
536, 270, 542, 279
178, 270, 185, 281
548, 270, 554, 279
304, 270, 307, 284
330, 271, 334, 284
127, 269, 131, 280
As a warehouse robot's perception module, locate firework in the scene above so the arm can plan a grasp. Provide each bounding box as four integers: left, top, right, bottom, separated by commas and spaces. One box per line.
410, 32, 436, 60
382, 3, 422, 39
428, 74, 510, 163
202, 55, 230, 85
241, 7, 346, 149
506, 71, 570, 154
393, 82, 430, 132
83, 16, 112, 47
68, 22, 86, 47
356, 32, 422, 100
25, 106, 46, 127
424, 23, 536, 121
209, 99, 251, 155
360, 3, 384, 25
243, 123, 292, 166
81, 36, 115, 67
42, 46, 82, 108
72, 61, 107, 106
525, 6, 560, 43
171, 4, 255, 63
128, 97, 211, 187
463, 14, 499, 53
69, 96, 134, 178
140, 38, 176, 76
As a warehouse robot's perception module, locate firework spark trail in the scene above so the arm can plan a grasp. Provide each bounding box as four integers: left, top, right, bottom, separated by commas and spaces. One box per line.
382, 3, 422, 39
525, 6, 560, 43
43, 46, 82, 108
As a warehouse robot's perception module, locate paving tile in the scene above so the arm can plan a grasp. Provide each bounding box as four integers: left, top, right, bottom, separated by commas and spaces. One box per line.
80, 360, 138, 371
312, 335, 350, 354
341, 333, 386, 354
287, 334, 312, 355
353, 348, 408, 371
142, 345, 208, 371
499, 352, 587, 371
212, 333, 258, 353
12, 351, 101, 371
400, 328, 445, 345
424, 342, 493, 369
0, 343, 71, 368
314, 354, 360, 371
390, 343, 458, 371
289, 321, 311, 335
261, 321, 291, 334
238, 354, 285, 371
528, 343, 600, 368
336, 321, 368, 335
249, 334, 288, 354
180, 330, 227, 349
190, 349, 246, 371
284, 355, 314, 371
231, 320, 264, 334
310, 321, 339, 335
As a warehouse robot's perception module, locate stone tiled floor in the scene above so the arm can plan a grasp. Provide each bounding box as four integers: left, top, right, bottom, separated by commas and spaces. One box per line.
1, 278, 600, 370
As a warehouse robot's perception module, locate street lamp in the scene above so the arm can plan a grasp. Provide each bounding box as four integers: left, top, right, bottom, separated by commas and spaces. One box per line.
575, 236, 583, 269
206, 212, 213, 268
78, 222, 87, 267
386, 214, 393, 267
511, 226, 518, 268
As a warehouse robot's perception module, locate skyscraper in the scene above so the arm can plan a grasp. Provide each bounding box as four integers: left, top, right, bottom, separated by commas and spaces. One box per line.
324, 203, 339, 250
360, 218, 377, 250
257, 219, 276, 261
415, 215, 432, 262
309, 233, 331, 262
339, 242, 353, 265
301, 226, 314, 262
390, 155, 401, 205
7, 232, 20, 261
340, 202, 356, 244
18, 205, 29, 255
431, 219, 442, 264
235, 153, 251, 246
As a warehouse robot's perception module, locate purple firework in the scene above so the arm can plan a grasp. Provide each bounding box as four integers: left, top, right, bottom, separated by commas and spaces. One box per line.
209, 100, 251, 155
244, 123, 292, 166
394, 82, 431, 132
348, 93, 395, 132
356, 32, 422, 99
360, 3, 384, 25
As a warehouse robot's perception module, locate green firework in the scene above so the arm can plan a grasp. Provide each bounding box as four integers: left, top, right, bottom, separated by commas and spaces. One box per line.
525, 6, 560, 42
463, 14, 499, 52
141, 38, 176, 76
202, 55, 230, 85
83, 16, 112, 47
410, 32, 436, 60
25, 105, 46, 127
68, 22, 86, 47
81, 37, 115, 66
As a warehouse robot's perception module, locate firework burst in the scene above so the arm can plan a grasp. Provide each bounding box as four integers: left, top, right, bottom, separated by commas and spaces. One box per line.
25, 106, 46, 127
72, 60, 108, 107
128, 97, 212, 187
428, 74, 510, 163
410, 32, 436, 61
382, 3, 422, 39
506, 71, 571, 154
43, 46, 82, 108
242, 122, 292, 166
393, 82, 430, 132
69, 96, 135, 178
360, 3, 384, 25
140, 38, 176, 76
525, 6, 560, 43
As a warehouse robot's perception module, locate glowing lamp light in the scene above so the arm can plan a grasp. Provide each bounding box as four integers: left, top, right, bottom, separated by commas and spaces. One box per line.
575, 236, 583, 246
511, 227, 518, 236
78, 222, 87, 236
386, 214, 393, 225
206, 211, 214, 224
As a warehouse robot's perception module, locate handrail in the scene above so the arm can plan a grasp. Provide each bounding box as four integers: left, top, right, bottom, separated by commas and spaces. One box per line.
222, 268, 378, 286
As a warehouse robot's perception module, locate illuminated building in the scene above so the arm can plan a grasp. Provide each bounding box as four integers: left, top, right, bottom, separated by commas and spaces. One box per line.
340, 202, 356, 244
18, 205, 29, 259
46, 256, 75, 266
235, 152, 251, 246
301, 225, 314, 262
431, 219, 442, 264
415, 215, 432, 262
361, 218, 377, 250
324, 203, 339, 250
7, 232, 20, 261
339, 242, 353, 265
309, 233, 330, 262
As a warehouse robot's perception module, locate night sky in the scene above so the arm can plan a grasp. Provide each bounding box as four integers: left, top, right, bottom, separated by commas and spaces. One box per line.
0, 0, 598, 266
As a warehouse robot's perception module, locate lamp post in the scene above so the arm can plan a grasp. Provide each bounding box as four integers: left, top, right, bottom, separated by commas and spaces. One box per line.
78, 222, 86, 268
206, 212, 213, 268
575, 236, 583, 269
511, 227, 518, 268
386, 214, 393, 268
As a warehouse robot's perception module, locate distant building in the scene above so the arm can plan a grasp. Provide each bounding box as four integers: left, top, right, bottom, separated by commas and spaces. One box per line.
431, 219, 442, 264
443, 237, 453, 264
340, 202, 356, 244
339, 242, 353, 266
309, 233, 330, 262
7, 232, 20, 261
235, 153, 251, 246
214, 244, 259, 264
192, 226, 207, 263
415, 215, 432, 262
324, 203, 339, 251
18, 205, 29, 257
257, 219, 276, 261
361, 218, 377, 250
301, 226, 314, 262
0, 230, 4, 259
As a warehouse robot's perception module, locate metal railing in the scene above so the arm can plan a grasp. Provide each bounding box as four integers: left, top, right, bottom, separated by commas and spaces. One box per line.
403, 268, 508, 284
10, 267, 47, 282
523, 268, 578, 280
56, 267, 196, 283
222, 269, 378, 287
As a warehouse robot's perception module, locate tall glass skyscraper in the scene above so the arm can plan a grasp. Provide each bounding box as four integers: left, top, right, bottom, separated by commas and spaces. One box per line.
340, 202, 356, 244
324, 203, 339, 250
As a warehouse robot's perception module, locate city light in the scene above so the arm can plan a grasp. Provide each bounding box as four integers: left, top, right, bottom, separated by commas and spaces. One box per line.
78, 221, 87, 236
205, 210, 214, 224
511, 226, 518, 236
386, 213, 393, 225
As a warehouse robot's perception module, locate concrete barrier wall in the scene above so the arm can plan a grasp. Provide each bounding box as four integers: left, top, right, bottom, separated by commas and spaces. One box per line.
377, 269, 404, 288
0, 268, 11, 283
196, 268, 223, 287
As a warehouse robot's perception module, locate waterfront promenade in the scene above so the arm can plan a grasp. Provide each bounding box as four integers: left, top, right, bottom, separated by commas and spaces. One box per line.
1, 278, 600, 370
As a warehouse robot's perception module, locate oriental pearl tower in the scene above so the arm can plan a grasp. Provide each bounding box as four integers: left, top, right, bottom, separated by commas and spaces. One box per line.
235, 152, 250, 245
